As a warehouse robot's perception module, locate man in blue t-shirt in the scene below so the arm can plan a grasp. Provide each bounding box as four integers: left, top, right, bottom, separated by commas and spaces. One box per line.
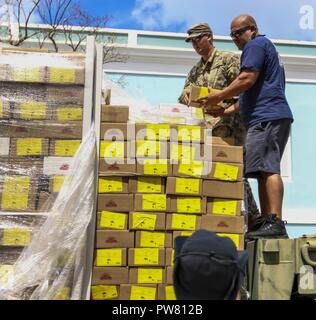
198, 14, 293, 239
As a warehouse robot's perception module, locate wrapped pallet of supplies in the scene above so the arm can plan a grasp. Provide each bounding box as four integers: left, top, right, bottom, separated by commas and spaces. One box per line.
0, 44, 99, 300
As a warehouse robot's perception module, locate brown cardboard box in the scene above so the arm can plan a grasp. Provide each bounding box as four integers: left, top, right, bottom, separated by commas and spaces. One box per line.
135, 231, 172, 248
49, 139, 81, 157
0, 120, 82, 138
47, 86, 84, 105
46, 66, 85, 85
203, 144, 243, 164
189, 85, 223, 108
157, 284, 177, 300
95, 248, 127, 267
97, 211, 129, 230
99, 141, 129, 159
166, 177, 202, 196
134, 194, 170, 212
172, 231, 194, 246
10, 138, 49, 157
172, 161, 210, 179
132, 140, 169, 159
206, 162, 243, 182
0, 227, 32, 247
98, 194, 134, 212
136, 159, 172, 177
90, 284, 120, 300
99, 159, 136, 176
207, 198, 242, 216
98, 177, 129, 194
52, 106, 83, 122
170, 124, 205, 143
166, 266, 174, 284
165, 248, 175, 266
202, 180, 244, 200
205, 135, 235, 146
5, 64, 46, 83
95, 230, 135, 248
91, 267, 129, 285
170, 142, 204, 162
0, 176, 38, 212
135, 123, 171, 141
166, 214, 201, 231
101, 105, 129, 123
129, 212, 165, 231
129, 176, 165, 194
128, 248, 165, 267
129, 268, 166, 284
119, 284, 157, 300
100, 123, 135, 141
0, 98, 10, 119
170, 196, 206, 214
43, 156, 73, 175
217, 233, 245, 250
12, 101, 53, 121
201, 214, 245, 234
0, 158, 43, 176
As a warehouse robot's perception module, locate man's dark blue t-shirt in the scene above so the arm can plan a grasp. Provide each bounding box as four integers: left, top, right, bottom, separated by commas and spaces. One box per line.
239, 35, 293, 129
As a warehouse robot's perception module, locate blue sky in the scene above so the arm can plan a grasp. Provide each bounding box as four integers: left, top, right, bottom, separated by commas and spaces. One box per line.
80, 0, 316, 41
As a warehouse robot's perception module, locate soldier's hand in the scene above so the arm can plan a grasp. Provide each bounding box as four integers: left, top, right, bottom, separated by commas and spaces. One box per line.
203, 106, 225, 117
183, 90, 190, 106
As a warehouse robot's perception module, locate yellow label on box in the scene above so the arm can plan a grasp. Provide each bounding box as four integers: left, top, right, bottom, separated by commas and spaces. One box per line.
130, 286, 156, 300
146, 124, 170, 140
178, 161, 204, 178
199, 87, 209, 98
142, 194, 167, 211
0, 100, 3, 118
177, 197, 201, 213
96, 249, 122, 267
132, 213, 157, 230
140, 231, 165, 247
170, 249, 175, 266
137, 177, 162, 193
195, 107, 204, 119
137, 141, 160, 157
100, 141, 124, 158
16, 138, 43, 156
0, 265, 14, 284
20, 102, 46, 119
165, 285, 177, 300
143, 159, 168, 176
53, 287, 70, 300
213, 163, 239, 181
48, 67, 75, 83
98, 177, 123, 193
2, 176, 30, 210
14, 67, 41, 82
175, 177, 200, 195
91, 285, 118, 300
2, 228, 31, 246
217, 233, 240, 248
100, 211, 127, 230
53, 176, 66, 193
54, 140, 81, 156
178, 125, 201, 142
171, 214, 197, 230
213, 199, 238, 215
134, 248, 159, 265
171, 144, 195, 161
57, 107, 83, 121
138, 268, 163, 284
180, 231, 194, 236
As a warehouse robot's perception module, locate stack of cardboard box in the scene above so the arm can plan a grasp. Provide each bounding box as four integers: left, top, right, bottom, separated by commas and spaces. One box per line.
0, 48, 85, 291
91, 105, 245, 300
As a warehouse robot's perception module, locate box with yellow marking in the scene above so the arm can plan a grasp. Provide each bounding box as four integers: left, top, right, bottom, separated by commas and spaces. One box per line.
95, 230, 135, 249
97, 211, 129, 230
206, 162, 244, 182
100, 123, 135, 141
94, 248, 127, 267
10, 138, 49, 157
157, 284, 177, 300
166, 177, 203, 196
49, 139, 81, 157
129, 176, 165, 194
169, 196, 206, 214
134, 194, 170, 212
129, 268, 166, 284
136, 159, 172, 177
135, 231, 172, 248
98, 177, 129, 194
128, 248, 165, 267
207, 198, 242, 216
129, 212, 166, 231
119, 284, 157, 300
90, 284, 120, 300
166, 213, 201, 231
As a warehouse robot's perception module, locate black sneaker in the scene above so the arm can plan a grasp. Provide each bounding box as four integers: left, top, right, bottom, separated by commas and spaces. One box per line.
248, 214, 267, 232
246, 214, 288, 239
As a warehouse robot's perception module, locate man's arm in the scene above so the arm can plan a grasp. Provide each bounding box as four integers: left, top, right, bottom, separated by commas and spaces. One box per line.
198, 70, 259, 108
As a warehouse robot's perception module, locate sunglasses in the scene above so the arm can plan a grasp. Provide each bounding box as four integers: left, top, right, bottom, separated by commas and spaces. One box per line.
230, 25, 251, 38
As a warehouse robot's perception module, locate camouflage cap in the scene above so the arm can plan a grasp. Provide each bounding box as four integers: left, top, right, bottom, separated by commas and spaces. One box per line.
185, 23, 213, 42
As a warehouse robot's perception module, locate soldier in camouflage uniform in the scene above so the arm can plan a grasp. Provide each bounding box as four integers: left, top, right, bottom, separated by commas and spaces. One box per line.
179, 23, 260, 230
